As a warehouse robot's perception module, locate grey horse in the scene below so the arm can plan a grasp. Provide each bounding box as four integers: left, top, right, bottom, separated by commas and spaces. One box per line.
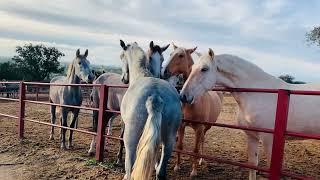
49, 49, 94, 149
119, 40, 182, 180
88, 41, 170, 166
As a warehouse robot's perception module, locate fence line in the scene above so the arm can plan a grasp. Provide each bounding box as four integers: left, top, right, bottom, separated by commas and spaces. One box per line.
0, 81, 319, 180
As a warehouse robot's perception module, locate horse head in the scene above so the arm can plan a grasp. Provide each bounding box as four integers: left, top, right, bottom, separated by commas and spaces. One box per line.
161, 43, 197, 80
69, 49, 94, 83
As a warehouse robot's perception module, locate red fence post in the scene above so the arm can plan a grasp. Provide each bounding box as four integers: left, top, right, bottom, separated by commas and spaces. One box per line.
95, 85, 108, 162
18, 81, 26, 139
269, 89, 290, 180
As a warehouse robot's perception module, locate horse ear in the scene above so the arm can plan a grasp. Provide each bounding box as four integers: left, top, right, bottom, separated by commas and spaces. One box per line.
172, 42, 178, 49
76, 49, 80, 57
102, 70, 105, 73
208, 48, 214, 59
187, 47, 197, 54
84, 49, 88, 58
149, 41, 154, 50
120, 40, 127, 50
195, 51, 202, 57
161, 44, 170, 52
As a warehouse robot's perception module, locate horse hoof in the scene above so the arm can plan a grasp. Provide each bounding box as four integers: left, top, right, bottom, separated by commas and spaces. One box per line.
199, 158, 205, 166
88, 151, 95, 156
60, 143, 67, 150
174, 165, 180, 172
115, 159, 123, 167
190, 170, 197, 177
49, 135, 54, 140
67, 145, 74, 150
122, 174, 127, 180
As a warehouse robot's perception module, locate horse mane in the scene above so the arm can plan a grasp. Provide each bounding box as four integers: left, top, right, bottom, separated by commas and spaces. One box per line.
66, 62, 75, 79
132, 47, 152, 75
215, 54, 269, 79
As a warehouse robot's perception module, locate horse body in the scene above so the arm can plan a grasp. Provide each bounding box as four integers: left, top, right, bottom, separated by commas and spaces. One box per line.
88, 42, 171, 166
49, 49, 94, 149
180, 51, 320, 180
120, 41, 181, 180
88, 72, 126, 161
162, 44, 222, 176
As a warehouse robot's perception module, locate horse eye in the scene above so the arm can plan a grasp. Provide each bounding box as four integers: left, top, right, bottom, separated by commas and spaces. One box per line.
201, 67, 208, 72
179, 54, 184, 58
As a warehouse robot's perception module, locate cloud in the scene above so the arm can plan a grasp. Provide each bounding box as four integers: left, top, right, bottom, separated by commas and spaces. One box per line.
0, 0, 320, 82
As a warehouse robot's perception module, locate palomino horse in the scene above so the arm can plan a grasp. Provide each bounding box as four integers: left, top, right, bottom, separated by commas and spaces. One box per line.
161, 43, 223, 177
180, 48, 320, 180
88, 41, 170, 165
119, 40, 181, 180
49, 49, 94, 149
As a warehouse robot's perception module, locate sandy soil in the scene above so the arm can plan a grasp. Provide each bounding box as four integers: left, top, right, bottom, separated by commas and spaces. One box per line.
0, 95, 319, 179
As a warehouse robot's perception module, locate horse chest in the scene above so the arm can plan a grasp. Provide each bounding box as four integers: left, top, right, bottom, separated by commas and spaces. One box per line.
61, 88, 82, 106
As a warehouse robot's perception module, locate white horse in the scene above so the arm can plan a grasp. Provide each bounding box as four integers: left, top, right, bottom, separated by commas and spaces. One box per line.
49, 49, 94, 149
180, 48, 320, 180
120, 40, 182, 180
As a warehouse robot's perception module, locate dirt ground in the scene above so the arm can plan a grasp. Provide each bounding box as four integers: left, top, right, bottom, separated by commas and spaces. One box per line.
0, 94, 319, 180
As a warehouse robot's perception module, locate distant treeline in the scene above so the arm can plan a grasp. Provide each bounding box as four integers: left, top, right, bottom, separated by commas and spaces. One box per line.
0, 44, 121, 82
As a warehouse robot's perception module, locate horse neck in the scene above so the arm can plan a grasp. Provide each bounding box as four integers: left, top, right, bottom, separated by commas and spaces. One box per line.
149, 56, 161, 78
214, 56, 287, 106
66, 66, 81, 91
183, 54, 194, 79
129, 57, 152, 84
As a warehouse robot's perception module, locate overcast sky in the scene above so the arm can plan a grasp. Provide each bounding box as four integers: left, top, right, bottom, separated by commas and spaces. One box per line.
0, 0, 320, 82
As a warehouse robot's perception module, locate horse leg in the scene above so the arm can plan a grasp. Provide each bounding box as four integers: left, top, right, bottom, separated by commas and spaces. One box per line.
60, 108, 68, 150
191, 125, 204, 177
199, 125, 210, 166
68, 109, 79, 149
247, 134, 259, 180
88, 109, 98, 156
156, 131, 177, 180
116, 121, 125, 166
49, 104, 56, 140
123, 127, 138, 180
261, 134, 273, 166
107, 114, 117, 135
174, 123, 186, 172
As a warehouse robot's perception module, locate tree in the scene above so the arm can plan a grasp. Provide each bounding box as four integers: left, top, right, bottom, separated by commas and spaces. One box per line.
0, 62, 23, 80
279, 74, 305, 84
12, 44, 65, 81
306, 26, 320, 47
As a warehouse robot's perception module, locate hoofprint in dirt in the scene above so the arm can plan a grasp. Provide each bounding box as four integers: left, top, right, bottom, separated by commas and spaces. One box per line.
0, 95, 319, 179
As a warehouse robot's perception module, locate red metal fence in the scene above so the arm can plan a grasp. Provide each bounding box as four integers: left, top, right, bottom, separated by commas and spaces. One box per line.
0, 81, 319, 180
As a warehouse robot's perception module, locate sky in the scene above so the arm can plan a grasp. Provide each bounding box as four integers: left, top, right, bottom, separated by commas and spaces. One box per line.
0, 0, 320, 82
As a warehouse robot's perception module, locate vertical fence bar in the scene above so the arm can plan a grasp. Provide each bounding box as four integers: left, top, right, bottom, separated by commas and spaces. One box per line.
18, 81, 26, 139
96, 85, 108, 162
36, 85, 39, 101
269, 89, 290, 180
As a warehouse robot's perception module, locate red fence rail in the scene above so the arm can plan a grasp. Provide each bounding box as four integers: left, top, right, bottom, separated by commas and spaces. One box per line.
0, 81, 319, 180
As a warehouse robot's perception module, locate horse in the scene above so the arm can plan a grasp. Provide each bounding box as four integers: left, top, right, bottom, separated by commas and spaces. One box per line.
161, 43, 223, 177
180, 48, 320, 180
87, 41, 170, 166
119, 40, 182, 180
49, 49, 94, 149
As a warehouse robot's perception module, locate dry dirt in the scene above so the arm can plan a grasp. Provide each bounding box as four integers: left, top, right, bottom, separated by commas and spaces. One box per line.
0, 95, 319, 180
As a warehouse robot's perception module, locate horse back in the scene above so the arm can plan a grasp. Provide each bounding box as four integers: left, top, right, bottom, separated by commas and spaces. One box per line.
93, 72, 126, 111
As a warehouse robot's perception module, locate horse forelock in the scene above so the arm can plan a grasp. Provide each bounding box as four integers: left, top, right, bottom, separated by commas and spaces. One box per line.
162, 47, 193, 77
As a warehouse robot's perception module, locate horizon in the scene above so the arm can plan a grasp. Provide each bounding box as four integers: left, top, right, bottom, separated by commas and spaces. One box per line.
1, 1, 320, 82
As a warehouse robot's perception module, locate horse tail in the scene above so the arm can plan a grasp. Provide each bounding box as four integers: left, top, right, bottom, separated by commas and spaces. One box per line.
131, 94, 164, 180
